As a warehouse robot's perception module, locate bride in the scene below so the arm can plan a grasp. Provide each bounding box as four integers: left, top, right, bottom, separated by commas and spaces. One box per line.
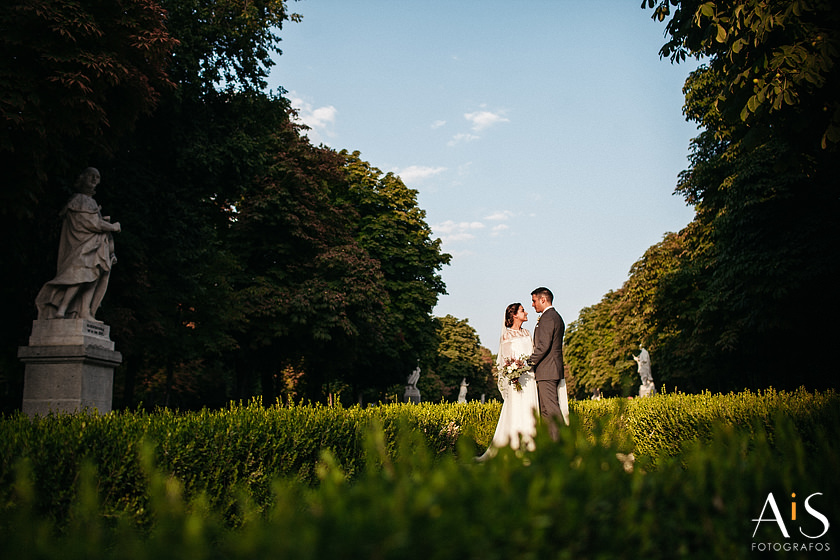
478, 302, 540, 460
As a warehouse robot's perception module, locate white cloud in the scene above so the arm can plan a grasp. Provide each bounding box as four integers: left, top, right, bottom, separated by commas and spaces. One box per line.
464, 110, 509, 132
485, 210, 514, 221
491, 223, 510, 236
444, 232, 478, 242
433, 220, 485, 243
447, 132, 480, 147
446, 110, 509, 147
288, 92, 337, 142
431, 120, 447, 129
306, 105, 338, 129
395, 165, 447, 183
435, 220, 485, 233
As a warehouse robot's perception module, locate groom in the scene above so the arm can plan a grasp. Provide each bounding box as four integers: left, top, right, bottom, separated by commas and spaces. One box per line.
528, 286, 565, 440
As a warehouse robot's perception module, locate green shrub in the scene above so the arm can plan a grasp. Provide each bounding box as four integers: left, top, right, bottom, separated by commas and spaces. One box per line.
2, 411, 837, 559
0, 388, 837, 558
0, 399, 502, 525
572, 388, 840, 462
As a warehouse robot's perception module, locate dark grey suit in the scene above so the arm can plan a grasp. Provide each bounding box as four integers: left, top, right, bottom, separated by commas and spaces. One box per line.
529, 306, 565, 438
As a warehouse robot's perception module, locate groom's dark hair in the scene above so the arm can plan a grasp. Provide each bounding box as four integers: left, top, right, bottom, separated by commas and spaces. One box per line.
531, 287, 553, 303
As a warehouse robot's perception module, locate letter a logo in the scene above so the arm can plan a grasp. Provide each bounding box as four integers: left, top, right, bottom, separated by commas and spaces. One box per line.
752, 493, 790, 538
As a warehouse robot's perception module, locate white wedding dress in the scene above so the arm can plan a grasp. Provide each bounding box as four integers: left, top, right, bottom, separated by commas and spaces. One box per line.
478, 327, 539, 460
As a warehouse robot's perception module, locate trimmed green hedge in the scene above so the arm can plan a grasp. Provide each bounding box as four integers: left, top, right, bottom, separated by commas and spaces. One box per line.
573, 388, 840, 460
1, 389, 838, 558
0, 400, 502, 524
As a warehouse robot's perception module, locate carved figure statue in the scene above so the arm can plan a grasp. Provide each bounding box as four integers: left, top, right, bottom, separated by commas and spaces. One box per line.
633, 345, 656, 397
404, 365, 421, 404
457, 377, 468, 403
35, 168, 121, 322
407, 366, 420, 389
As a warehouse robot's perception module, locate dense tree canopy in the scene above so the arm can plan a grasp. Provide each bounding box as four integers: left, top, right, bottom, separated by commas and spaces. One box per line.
420, 315, 493, 403
567, 0, 839, 394
335, 151, 451, 395
647, 0, 839, 149
567, 0, 838, 394
0, 0, 179, 217
0, 0, 451, 412
1, 0, 179, 409
565, 228, 712, 396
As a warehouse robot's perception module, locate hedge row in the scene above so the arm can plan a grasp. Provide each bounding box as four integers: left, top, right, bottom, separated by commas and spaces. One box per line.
2, 401, 838, 559
0, 400, 504, 524
573, 387, 840, 460
0, 389, 837, 549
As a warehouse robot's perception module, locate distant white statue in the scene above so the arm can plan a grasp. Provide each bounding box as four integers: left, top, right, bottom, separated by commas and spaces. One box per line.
633, 345, 656, 397
457, 378, 468, 403
404, 365, 421, 404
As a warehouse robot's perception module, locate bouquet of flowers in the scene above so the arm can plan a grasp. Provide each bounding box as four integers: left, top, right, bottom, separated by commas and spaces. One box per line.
496, 354, 531, 392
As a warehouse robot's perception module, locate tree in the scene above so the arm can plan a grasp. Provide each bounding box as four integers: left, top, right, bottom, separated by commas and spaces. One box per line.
564, 291, 637, 398
99, 0, 302, 408
564, 227, 722, 396
333, 151, 451, 399
423, 315, 486, 402
228, 117, 392, 404
475, 346, 499, 401
0, 0, 180, 412
1, 0, 454, 411
646, 0, 839, 149
162, 0, 298, 97
642, 0, 840, 389
0, 0, 179, 217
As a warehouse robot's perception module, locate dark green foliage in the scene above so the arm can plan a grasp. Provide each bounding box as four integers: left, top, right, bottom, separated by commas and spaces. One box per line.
0, 401, 493, 525
423, 315, 492, 402
647, 0, 840, 150
1, 390, 837, 559
0, 0, 178, 412
564, 290, 637, 398
568, 0, 840, 394
1, 0, 450, 411
0, 0, 179, 216
333, 152, 451, 399
162, 0, 297, 96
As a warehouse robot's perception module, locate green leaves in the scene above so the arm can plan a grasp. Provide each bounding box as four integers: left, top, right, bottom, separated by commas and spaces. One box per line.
332, 151, 450, 395
0, 0, 179, 215
635, 0, 840, 392
425, 315, 487, 402
2, 392, 838, 559
645, 0, 840, 149
164, 0, 293, 95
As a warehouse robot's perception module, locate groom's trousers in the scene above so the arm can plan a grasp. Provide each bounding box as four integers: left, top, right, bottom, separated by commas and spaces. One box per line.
537, 378, 562, 440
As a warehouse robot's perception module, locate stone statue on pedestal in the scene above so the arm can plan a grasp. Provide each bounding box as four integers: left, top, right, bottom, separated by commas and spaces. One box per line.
633, 345, 656, 397
404, 365, 421, 404
19, 168, 122, 416
457, 378, 468, 403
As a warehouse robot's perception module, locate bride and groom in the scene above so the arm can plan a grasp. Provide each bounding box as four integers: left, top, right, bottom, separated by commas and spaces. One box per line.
479, 287, 570, 459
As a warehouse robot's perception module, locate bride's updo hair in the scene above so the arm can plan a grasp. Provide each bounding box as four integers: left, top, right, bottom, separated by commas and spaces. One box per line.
504, 303, 522, 328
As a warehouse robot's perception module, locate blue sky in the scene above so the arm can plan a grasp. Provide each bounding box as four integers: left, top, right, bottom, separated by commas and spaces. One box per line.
268, 1, 702, 350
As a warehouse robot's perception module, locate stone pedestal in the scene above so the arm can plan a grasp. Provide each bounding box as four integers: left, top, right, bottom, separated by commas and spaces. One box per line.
404, 386, 420, 404
18, 319, 122, 416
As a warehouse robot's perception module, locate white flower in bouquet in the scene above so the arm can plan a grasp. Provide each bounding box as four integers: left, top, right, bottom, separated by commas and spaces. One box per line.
496, 354, 531, 392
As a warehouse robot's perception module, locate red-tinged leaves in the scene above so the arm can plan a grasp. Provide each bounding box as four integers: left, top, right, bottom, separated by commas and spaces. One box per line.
1, 0, 179, 215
